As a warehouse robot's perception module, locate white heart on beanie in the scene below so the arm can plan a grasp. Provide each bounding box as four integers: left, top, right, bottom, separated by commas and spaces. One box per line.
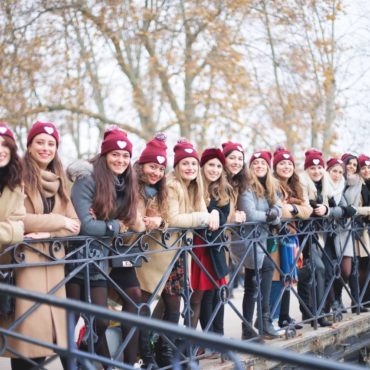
237, 145, 243, 152
313, 159, 320, 165
254, 152, 261, 158
117, 140, 127, 149
44, 126, 54, 135
283, 153, 290, 159
338, 159, 343, 164
184, 148, 193, 153
157, 155, 165, 164
366, 160, 370, 166
0, 127, 7, 134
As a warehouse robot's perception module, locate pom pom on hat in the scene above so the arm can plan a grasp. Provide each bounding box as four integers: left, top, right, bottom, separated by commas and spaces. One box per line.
273, 146, 295, 169
0, 122, 15, 142
100, 125, 133, 156
326, 157, 344, 171
358, 154, 370, 168
27, 121, 59, 147
138, 132, 167, 166
173, 138, 199, 167
200, 148, 226, 167
222, 141, 244, 157
250, 150, 272, 167
304, 149, 324, 170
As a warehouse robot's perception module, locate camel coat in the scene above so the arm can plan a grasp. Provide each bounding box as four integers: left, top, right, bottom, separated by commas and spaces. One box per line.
7, 184, 80, 358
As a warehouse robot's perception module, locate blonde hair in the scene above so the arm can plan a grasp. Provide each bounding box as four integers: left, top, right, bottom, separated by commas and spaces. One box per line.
249, 165, 278, 206
201, 168, 232, 207
173, 164, 205, 212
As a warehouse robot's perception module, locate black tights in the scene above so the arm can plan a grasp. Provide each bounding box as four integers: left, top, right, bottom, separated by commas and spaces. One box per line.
333, 257, 353, 301
190, 290, 205, 328
66, 283, 110, 368
11, 357, 45, 370
161, 292, 181, 324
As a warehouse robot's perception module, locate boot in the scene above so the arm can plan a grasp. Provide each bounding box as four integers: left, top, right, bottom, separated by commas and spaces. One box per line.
241, 323, 264, 343
254, 313, 281, 338
139, 330, 158, 369
155, 336, 173, 368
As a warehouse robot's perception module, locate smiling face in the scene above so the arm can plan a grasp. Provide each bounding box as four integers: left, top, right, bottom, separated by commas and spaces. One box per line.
346, 158, 358, 176
225, 150, 244, 175
0, 136, 11, 168
307, 165, 324, 182
203, 158, 223, 183
328, 164, 344, 183
106, 150, 131, 175
142, 162, 166, 185
178, 157, 199, 184
28, 133, 57, 169
360, 164, 370, 180
251, 158, 268, 178
275, 159, 294, 180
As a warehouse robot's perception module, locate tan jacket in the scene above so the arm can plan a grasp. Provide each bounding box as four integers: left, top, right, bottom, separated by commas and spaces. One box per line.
7, 187, 80, 358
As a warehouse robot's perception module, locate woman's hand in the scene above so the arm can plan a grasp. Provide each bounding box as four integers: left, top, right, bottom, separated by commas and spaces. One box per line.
143, 216, 162, 230
314, 204, 327, 217
235, 210, 246, 223
208, 209, 220, 231
64, 217, 80, 233
25, 232, 51, 239
89, 208, 97, 220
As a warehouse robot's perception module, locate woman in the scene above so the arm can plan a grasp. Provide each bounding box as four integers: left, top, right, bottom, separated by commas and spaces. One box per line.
155, 139, 219, 367
133, 133, 169, 367
68, 126, 144, 366
270, 148, 312, 330
342, 153, 370, 312
299, 149, 331, 326
0, 123, 25, 313
191, 149, 232, 334
232, 150, 281, 339
10, 121, 80, 370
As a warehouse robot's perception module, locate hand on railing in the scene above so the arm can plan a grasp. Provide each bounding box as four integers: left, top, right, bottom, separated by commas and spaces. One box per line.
342, 205, 357, 218
208, 209, 220, 231
143, 216, 163, 231
64, 217, 80, 233
24, 232, 51, 239
234, 210, 246, 223
266, 207, 279, 222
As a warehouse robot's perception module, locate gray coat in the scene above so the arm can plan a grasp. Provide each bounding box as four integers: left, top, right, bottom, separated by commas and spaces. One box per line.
231, 190, 281, 270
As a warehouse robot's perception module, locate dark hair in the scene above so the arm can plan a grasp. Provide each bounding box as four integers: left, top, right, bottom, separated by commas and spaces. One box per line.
275, 172, 304, 204
225, 164, 249, 195
343, 156, 360, 176
23, 146, 69, 205
133, 162, 169, 218
91, 155, 138, 224
0, 136, 23, 193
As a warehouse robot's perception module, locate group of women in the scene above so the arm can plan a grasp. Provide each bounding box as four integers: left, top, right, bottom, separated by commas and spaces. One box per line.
1, 120, 370, 369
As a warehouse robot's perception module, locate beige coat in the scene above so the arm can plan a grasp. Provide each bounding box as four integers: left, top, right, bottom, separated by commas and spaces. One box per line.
7, 185, 80, 358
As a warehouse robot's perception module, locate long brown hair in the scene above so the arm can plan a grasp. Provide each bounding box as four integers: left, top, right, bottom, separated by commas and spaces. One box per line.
0, 136, 22, 192
225, 165, 249, 195
249, 165, 278, 206
23, 149, 69, 205
133, 162, 169, 219
274, 172, 304, 204
202, 169, 233, 207
91, 154, 138, 224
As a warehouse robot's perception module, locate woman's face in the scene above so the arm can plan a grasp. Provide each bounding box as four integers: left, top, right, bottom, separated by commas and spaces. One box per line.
0, 136, 11, 168
307, 165, 324, 182
275, 160, 294, 180
178, 157, 199, 184
328, 164, 344, 183
346, 158, 358, 176
360, 165, 370, 180
28, 133, 57, 169
251, 158, 268, 178
106, 150, 131, 175
225, 150, 244, 175
142, 162, 166, 185
203, 158, 223, 183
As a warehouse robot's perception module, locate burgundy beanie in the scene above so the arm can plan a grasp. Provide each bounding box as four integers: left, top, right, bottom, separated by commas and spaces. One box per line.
304, 149, 324, 169
222, 141, 244, 157
100, 126, 132, 156
173, 138, 199, 167
138, 132, 167, 166
250, 150, 272, 167
326, 157, 344, 171
341, 152, 357, 164
27, 121, 59, 147
200, 148, 226, 167
273, 147, 295, 169
358, 154, 370, 168
0, 122, 15, 142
